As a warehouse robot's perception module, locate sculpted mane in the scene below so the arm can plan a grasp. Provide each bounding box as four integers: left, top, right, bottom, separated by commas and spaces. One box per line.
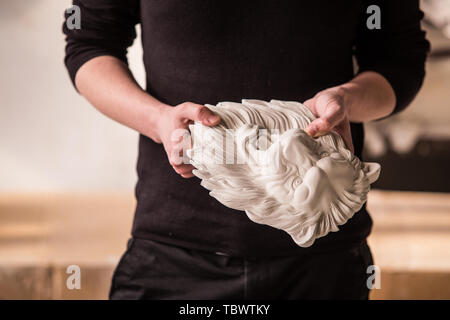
188, 99, 380, 247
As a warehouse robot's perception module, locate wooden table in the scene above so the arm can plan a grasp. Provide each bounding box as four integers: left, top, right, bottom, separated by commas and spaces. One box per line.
0, 190, 449, 299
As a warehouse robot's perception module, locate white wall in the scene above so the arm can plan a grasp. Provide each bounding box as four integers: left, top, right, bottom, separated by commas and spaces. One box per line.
1, 1, 449, 191
0, 0, 145, 191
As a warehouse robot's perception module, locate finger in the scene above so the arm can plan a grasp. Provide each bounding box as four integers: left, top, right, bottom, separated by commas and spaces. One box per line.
305, 117, 333, 138
334, 120, 354, 153
169, 147, 188, 166
170, 128, 190, 143
305, 102, 345, 137
172, 164, 195, 175
181, 173, 195, 179
179, 103, 220, 126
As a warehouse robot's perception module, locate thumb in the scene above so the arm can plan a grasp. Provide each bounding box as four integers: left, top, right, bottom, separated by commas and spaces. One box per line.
179, 103, 220, 126
305, 101, 345, 138
305, 118, 333, 138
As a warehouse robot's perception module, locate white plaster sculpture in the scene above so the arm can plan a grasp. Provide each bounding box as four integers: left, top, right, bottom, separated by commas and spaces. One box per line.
187, 99, 380, 247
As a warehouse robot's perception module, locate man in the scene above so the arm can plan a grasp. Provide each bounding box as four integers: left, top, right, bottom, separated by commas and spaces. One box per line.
63, 0, 429, 299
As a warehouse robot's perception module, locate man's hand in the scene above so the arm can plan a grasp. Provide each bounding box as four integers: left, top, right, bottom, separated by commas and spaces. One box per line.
156, 102, 221, 178
303, 86, 354, 153
303, 71, 397, 154
75, 57, 394, 171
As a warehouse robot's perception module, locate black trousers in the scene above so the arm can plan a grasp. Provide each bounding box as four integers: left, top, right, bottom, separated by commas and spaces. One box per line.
109, 237, 373, 300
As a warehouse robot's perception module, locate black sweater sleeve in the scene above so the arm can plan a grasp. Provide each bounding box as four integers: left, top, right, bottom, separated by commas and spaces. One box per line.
63, 0, 140, 87
354, 0, 430, 115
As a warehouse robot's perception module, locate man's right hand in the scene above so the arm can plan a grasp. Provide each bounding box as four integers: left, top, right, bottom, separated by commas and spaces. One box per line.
74, 57, 221, 178
156, 102, 221, 178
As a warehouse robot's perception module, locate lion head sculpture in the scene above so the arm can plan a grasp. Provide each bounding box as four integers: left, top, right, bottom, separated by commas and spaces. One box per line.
187, 99, 380, 247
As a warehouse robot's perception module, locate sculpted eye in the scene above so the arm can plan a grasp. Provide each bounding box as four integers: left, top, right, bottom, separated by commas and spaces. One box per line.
320, 151, 329, 158
292, 178, 302, 188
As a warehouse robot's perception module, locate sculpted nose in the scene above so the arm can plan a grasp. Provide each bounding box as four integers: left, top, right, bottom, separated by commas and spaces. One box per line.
293, 166, 329, 211
304, 166, 327, 189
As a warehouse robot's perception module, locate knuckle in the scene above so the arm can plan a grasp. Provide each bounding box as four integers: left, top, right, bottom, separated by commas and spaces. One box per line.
175, 103, 183, 111
168, 155, 182, 167
178, 102, 193, 114
172, 165, 182, 173
180, 102, 192, 108
193, 105, 204, 118
168, 159, 177, 167
334, 103, 344, 112
327, 102, 342, 114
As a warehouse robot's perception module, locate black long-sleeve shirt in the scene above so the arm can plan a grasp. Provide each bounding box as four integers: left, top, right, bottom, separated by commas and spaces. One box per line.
64, 0, 429, 257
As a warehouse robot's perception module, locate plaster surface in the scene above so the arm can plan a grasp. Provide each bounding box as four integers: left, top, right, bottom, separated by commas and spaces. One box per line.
188, 100, 380, 247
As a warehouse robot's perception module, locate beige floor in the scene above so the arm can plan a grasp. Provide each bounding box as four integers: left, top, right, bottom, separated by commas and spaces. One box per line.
0, 190, 449, 299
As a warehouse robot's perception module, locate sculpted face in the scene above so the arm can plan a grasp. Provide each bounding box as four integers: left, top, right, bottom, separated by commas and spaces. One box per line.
188, 100, 380, 247
278, 131, 356, 211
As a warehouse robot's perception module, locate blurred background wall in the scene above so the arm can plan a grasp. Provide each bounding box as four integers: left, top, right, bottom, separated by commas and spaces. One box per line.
0, 0, 450, 300
0, 0, 144, 192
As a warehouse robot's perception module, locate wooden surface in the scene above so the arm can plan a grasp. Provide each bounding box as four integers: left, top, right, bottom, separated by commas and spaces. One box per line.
368, 191, 450, 272
0, 190, 449, 299
367, 191, 450, 299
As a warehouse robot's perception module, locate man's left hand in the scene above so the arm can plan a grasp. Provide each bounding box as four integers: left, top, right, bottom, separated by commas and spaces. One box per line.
303, 86, 354, 153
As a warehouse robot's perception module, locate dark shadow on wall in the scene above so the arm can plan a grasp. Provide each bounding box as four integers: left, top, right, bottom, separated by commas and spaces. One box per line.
363, 139, 450, 192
